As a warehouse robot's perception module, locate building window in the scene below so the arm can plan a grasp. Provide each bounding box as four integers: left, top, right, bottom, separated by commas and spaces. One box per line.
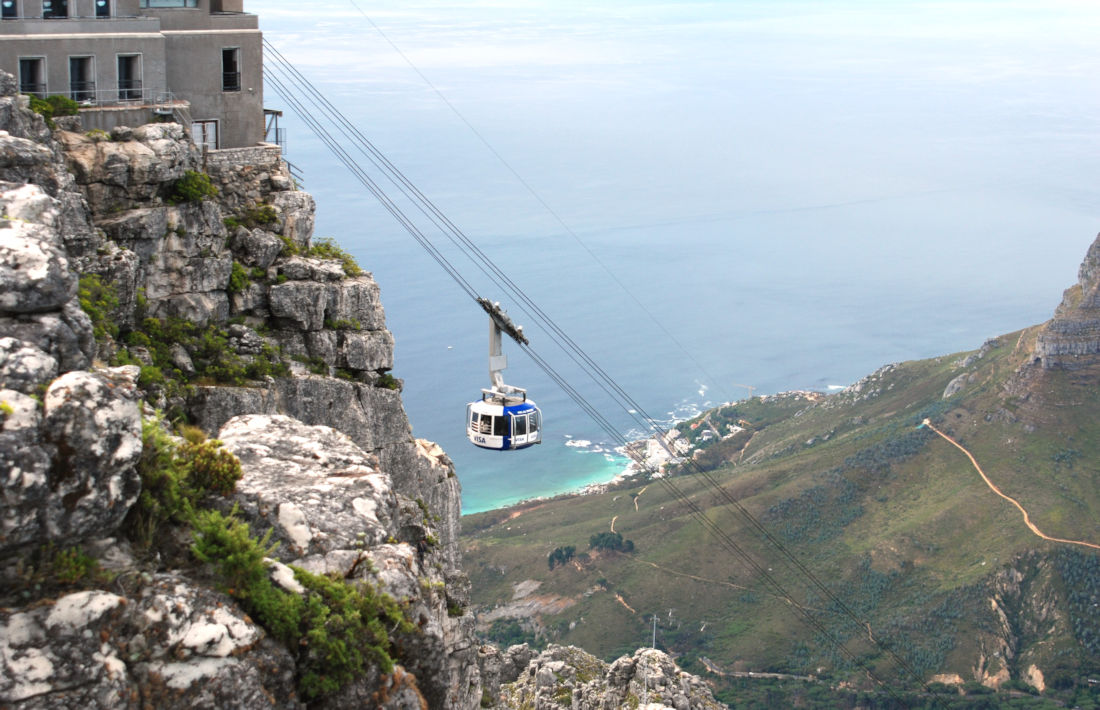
221, 48, 240, 92
191, 120, 217, 151
117, 54, 142, 100
2, 1, 17, 20
42, 0, 66, 18
95, 0, 109, 17
19, 57, 45, 96
140, 0, 197, 7
69, 56, 95, 103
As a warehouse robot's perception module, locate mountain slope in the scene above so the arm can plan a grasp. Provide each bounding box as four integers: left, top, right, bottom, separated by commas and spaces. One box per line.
462, 233, 1100, 702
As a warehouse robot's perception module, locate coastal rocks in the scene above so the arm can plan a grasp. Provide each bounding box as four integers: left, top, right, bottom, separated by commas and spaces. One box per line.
0, 577, 298, 709
496, 645, 726, 710
1032, 232, 1100, 369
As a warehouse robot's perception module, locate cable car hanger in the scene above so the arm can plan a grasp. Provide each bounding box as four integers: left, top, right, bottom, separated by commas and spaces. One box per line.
466, 299, 541, 450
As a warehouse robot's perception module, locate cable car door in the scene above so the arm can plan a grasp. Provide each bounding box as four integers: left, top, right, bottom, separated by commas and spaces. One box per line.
511, 412, 529, 447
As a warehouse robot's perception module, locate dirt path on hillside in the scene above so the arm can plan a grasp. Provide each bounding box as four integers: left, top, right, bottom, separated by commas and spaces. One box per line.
924, 419, 1100, 551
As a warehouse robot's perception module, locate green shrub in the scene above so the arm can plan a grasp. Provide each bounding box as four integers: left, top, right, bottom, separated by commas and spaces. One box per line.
0, 400, 13, 419
277, 234, 298, 257
27, 94, 78, 128
324, 318, 361, 331
169, 170, 218, 203
85, 128, 110, 142
228, 202, 278, 232
377, 372, 399, 390
308, 237, 363, 278
227, 261, 249, 295
589, 531, 634, 553
182, 439, 242, 496
78, 273, 119, 342
126, 416, 194, 545
190, 507, 414, 702
125, 417, 243, 545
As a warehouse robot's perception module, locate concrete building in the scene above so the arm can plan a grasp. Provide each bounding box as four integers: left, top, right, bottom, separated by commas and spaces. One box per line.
0, 0, 264, 148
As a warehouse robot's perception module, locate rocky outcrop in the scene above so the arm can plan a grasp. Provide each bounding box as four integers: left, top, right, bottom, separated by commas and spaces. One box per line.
492, 644, 726, 710
1032, 232, 1100, 369
0, 577, 299, 709
217, 414, 478, 709
0, 69, 481, 708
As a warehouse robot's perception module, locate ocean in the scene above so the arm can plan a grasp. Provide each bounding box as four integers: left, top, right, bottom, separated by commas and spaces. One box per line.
253, 0, 1100, 513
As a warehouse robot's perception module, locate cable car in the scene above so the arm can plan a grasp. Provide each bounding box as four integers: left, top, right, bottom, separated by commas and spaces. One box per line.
467, 299, 541, 450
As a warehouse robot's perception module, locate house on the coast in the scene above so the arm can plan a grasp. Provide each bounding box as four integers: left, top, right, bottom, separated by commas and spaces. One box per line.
0, 0, 270, 149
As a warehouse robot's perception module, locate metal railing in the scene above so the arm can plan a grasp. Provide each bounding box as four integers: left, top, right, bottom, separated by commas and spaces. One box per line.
69, 80, 96, 102
66, 86, 179, 109
221, 71, 240, 92
116, 78, 142, 100
19, 82, 46, 97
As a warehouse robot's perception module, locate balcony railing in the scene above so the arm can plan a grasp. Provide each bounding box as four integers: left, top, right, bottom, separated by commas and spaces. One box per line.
19, 82, 46, 97
65, 86, 179, 108
221, 71, 240, 92
69, 80, 96, 102
117, 78, 142, 100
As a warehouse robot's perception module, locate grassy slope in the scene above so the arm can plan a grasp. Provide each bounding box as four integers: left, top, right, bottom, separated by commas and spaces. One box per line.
461, 324, 1100, 687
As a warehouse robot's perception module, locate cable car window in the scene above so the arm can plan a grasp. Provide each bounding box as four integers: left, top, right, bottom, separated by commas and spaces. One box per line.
531, 410, 540, 432
514, 415, 527, 436
478, 415, 491, 434
493, 416, 507, 436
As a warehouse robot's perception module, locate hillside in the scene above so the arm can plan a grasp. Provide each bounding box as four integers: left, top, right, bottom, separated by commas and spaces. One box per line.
462, 233, 1100, 705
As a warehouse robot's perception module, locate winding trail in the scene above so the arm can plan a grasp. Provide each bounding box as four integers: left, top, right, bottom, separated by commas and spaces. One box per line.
923, 419, 1100, 551
610, 515, 618, 534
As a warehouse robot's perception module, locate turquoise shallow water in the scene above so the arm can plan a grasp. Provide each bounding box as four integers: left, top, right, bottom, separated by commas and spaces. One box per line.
255, 0, 1100, 514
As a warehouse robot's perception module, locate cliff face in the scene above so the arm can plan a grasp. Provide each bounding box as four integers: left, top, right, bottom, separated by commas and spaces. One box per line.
0, 73, 479, 709
1032, 233, 1100, 370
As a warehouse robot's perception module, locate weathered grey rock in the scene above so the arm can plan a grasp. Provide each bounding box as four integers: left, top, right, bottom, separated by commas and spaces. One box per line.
0, 300, 95, 374
0, 388, 50, 551
0, 337, 58, 393
0, 576, 299, 709
943, 372, 971, 399
1033, 233, 1100, 369
57, 124, 197, 214
270, 190, 314, 248
278, 255, 345, 282
217, 413, 478, 710
230, 226, 283, 269
39, 368, 142, 546
0, 187, 76, 315
218, 414, 400, 557
227, 323, 265, 355
268, 280, 327, 330
498, 645, 726, 710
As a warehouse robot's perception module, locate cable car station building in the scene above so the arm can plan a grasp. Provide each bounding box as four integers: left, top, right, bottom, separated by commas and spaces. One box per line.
0, 0, 263, 149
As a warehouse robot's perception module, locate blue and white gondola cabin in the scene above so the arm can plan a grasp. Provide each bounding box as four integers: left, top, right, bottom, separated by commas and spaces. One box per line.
467, 392, 541, 450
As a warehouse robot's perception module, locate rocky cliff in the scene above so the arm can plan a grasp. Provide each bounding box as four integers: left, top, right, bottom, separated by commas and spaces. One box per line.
0, 70, 479, 709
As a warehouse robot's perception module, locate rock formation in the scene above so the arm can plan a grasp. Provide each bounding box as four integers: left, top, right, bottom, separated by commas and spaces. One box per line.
485, 644, 726, 710
0, 72, 478, 709
1032, 232, 1100, 369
